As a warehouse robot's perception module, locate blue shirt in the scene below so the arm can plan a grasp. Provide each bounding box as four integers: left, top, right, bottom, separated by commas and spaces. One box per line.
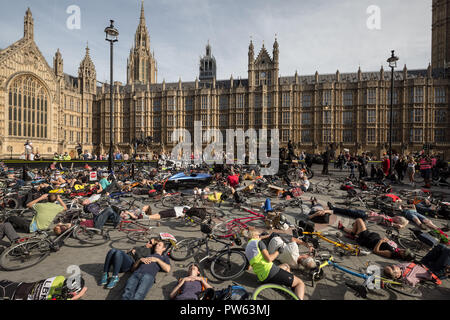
99, 178, 111, 190
136, 253, 170, 278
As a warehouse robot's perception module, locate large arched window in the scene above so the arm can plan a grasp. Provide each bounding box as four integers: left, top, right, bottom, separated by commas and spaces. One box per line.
8, 75, 48, 138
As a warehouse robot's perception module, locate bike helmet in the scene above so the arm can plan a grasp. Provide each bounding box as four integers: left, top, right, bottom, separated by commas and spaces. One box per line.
200, 223, 213, 234
61, 276, 85, 298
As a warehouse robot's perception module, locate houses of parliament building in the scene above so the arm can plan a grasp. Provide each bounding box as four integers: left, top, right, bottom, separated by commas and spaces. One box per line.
0, 1, 449, 159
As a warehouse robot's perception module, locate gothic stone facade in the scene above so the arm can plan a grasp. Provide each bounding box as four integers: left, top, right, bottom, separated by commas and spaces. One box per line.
0, 9, 95, 158
0, 4, 449, 159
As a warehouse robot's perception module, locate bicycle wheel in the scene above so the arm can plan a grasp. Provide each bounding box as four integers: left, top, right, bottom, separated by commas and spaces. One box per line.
210, 249, 248, 281
162, 195, 183, 207
252, 283, 300, 300
127, 230, 151, 243
385, 282, 423, 298
0, 239, 50, 271
212, 219, 243, 238
167, 238, 199, 261
73, 226, 109, 246
397, 235, 428, 258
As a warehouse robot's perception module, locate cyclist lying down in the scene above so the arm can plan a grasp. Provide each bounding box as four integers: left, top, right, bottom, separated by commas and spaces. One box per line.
0, 275, 87, 300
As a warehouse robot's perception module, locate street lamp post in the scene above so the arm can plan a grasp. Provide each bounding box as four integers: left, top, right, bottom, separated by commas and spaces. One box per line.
387, 50, 399, 177
105, 20, 119, 173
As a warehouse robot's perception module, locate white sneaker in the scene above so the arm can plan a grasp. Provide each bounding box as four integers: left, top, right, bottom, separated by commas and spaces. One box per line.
359, 250, 371, 256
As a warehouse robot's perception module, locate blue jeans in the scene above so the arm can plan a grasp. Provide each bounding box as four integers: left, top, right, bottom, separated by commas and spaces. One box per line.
403, 209, 427, 223
122, 272, 155, 300
94, 207, 121, 229
333, 207, 367, 220
104, 249, 134, 276
421, 244, 450, 279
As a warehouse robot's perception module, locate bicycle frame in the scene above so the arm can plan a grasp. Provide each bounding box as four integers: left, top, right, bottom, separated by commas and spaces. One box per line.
221, 207, 266, 238
298, 229, 361, 255
314, 257, 402, 287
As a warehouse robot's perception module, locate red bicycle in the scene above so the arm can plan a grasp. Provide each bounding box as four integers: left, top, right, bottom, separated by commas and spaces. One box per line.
212, 206, 267, 239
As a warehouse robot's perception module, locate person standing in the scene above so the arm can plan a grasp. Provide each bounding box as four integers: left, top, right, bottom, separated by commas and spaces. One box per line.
76, 143, 83, 160
322, 147, 330, 175
24, 140, 33, 161
419, 154, 432, 188
382, 154, 390, 178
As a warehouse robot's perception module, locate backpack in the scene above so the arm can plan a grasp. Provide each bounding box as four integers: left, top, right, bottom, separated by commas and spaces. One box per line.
200, 285, 250, 301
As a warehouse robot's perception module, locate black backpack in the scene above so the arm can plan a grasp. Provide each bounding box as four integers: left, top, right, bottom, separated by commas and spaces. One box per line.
199, 285, 250, 301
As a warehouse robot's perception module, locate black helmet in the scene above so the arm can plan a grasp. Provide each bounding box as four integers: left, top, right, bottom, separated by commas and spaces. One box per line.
200, 223, 213, 235
62, 276, 85, 298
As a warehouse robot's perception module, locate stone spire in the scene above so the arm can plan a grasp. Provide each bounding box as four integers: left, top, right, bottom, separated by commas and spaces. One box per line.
127, 0, 157, 85
24, 8, 34, 41
53, 49, 63, 78
79, 44, 97, 93
199, 41, 216, 82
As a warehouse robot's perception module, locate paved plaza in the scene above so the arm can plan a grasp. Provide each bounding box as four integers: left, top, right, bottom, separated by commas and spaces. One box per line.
1, 164, 449, 301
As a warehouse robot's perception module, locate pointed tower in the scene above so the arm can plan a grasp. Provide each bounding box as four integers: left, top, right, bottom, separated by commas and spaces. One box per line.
78, 45, 97, 93
432, 0, 450, 71
53, 49, 63, 78
199, 41, 217, 82
248, 39, 255, 87
24, 8, 34, 41
252, 40, 277, 86
127, 0, 158, 85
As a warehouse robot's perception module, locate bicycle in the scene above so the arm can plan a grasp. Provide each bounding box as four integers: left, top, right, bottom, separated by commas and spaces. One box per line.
385, 227, 433, 260
295, 221, 370, 257
310, 255, 422, 298
0, 210, 110, 271
212, 206, 267, 239
161, 192, 195, 208
252, 283, 299, 300
167, 223, 248, 281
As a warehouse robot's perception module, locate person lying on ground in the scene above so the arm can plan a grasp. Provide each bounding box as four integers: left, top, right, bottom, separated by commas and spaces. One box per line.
259, 231, 317, 271
169, 263, 213, 300
244, 228, 306, 300
327, 201, 409, 229
398, 201, 439, 230
337, 218, 416, 260
7, 194, 66, 233
0, 222, 20, 245
99, 238, 160, 289
306, 197, 333, 224
120, 205, 153, 220
81, 198, 121, 229
146, 206, 207, 222
0, 275, 87, 300
122, 240, 171, 300
384, 262, 443, 287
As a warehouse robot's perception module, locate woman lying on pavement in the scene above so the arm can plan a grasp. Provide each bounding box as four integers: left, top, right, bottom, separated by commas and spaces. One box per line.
337, 218, 416, 260
306, 197, 333, 224
98, 237, 160, 289
169, 263, 213, 300
383, 262, 443, 287
398, 201, 440, 231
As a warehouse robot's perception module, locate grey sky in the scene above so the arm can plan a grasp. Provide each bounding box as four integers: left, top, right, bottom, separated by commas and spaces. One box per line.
0, 0, 431, 84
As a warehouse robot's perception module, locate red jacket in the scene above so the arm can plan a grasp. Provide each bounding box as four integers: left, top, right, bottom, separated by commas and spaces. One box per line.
382, 159, 390, 176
